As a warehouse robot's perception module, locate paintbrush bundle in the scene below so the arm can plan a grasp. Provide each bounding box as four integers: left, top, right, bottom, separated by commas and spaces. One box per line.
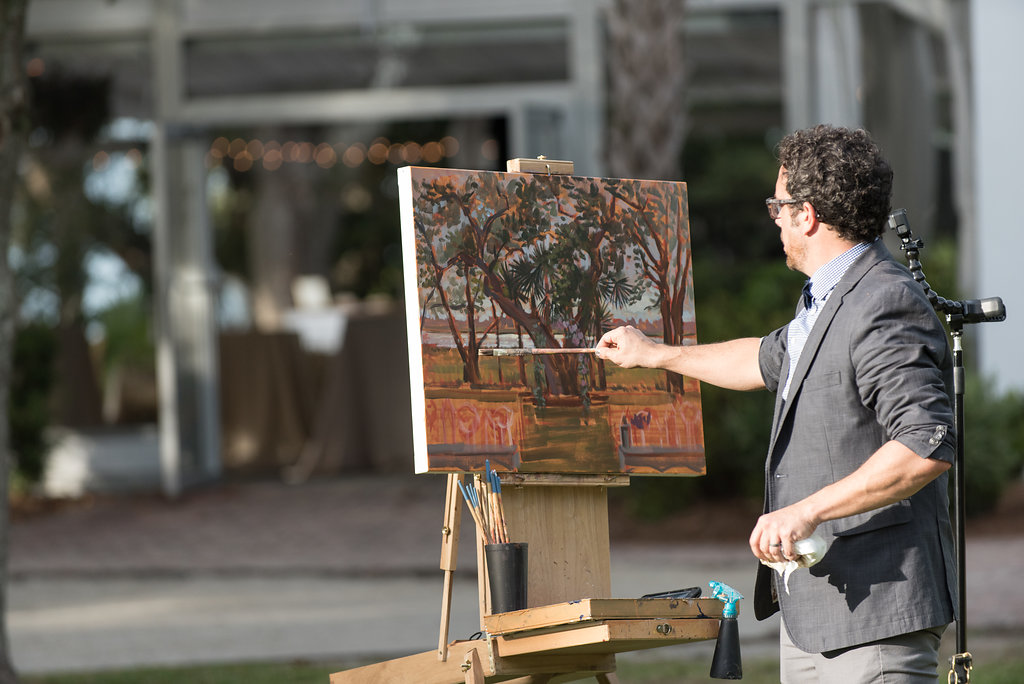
456, 460, 510, 545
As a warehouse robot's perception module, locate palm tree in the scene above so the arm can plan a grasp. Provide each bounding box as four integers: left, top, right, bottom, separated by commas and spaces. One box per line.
606, 0, 688, 183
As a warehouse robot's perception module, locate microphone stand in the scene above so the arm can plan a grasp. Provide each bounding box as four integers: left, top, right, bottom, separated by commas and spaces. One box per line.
888, 209, 1006, 683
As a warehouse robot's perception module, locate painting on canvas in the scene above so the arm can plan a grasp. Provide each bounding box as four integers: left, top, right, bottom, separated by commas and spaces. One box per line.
398, 166, 705, 476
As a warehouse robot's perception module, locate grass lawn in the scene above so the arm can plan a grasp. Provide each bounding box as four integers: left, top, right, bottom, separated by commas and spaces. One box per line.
21, 648, 1022, 684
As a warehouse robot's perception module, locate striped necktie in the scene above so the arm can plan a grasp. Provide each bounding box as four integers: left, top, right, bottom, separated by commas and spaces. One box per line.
782, 281, 814, 400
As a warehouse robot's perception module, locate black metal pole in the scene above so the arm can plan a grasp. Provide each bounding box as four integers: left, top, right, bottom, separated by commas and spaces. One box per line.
888, 209, 1006, 682
950, 328, 967, 658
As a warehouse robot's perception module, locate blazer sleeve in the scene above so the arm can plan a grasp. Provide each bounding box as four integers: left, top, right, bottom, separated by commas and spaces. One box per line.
849, 276, 956, 462
759, 326, 788, 393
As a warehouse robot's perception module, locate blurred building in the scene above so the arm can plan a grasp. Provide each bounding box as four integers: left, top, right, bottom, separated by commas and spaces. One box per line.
24, 0, 1021, 495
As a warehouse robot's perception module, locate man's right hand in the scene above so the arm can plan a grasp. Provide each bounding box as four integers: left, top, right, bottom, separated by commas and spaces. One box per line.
595, 325, 661, 368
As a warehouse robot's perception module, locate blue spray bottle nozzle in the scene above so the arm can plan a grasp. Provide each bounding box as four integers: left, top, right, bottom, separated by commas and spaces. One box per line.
709, 581, 743, 619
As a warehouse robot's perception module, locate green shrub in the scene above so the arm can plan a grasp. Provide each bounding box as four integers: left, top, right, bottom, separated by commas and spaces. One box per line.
10, 322, 57, 482
960, 377, 1024, 515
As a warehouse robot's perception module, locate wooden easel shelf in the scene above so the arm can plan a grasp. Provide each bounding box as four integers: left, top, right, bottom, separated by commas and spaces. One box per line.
487, 597, 723, 658
330, 598, 722, 683
485, 597, 724, 635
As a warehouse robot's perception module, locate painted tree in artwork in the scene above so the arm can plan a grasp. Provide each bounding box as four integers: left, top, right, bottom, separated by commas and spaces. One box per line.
496, 175, 640, 394
411, 170, 692, 398
415, 176, 502, 384
414, 172, 557, 385
606, 179, 693, 394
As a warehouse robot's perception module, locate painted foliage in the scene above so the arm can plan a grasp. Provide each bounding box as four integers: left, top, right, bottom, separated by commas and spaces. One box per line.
398, 166, 704, 476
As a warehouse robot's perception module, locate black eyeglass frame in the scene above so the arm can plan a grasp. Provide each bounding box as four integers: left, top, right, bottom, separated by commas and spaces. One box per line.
765, 197, 807, 220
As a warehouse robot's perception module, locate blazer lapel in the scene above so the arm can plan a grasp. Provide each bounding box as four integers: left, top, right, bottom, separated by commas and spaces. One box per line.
766, 242, 891, 456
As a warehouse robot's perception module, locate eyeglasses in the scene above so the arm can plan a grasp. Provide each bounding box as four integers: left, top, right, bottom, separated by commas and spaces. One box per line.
765, 197, 807, 220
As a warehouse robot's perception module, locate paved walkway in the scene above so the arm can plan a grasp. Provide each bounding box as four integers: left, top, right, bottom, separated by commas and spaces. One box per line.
9, 475, 1024, 674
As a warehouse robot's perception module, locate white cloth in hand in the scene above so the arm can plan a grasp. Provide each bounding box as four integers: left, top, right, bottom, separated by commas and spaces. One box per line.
760, 533, 828, 594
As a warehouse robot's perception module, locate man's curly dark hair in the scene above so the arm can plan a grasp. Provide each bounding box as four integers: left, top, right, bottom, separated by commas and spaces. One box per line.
777, 125, 893, 243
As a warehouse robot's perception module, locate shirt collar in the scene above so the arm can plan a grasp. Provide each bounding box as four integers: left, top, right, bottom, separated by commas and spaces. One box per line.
805, 240, 873, 305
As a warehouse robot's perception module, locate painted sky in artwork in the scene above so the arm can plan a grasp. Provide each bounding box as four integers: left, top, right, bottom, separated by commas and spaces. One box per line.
399, 166, 704, 476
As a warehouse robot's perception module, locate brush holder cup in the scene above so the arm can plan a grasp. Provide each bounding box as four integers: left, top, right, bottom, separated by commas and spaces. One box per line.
485, 542, 528, 613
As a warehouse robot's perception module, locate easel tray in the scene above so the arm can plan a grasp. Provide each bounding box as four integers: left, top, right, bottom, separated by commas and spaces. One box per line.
484, 597, 725, 635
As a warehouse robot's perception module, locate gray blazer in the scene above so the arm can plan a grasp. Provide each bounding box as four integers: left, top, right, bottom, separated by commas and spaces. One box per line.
755, 240, 958, 653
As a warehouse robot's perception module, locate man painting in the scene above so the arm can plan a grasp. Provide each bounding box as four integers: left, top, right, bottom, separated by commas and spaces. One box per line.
596, 124, 956, 683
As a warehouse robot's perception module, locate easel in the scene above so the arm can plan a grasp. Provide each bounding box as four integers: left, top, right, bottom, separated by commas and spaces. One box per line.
330, 159, 725, 683
330, 471, 724, 683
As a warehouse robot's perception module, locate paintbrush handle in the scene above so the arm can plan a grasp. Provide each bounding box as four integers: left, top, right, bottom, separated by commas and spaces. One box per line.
479, 347, 596, 357
474, 475, 494, 544
489, 469, 510, 544
458, 479, 491, 545
495, 484, 509, 544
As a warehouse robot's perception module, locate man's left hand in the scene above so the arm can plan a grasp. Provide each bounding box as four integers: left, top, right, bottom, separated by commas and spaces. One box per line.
750, 504, 819, 564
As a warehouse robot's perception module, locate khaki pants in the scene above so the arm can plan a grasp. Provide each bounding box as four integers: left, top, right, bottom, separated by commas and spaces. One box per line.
780, 618, 947, 684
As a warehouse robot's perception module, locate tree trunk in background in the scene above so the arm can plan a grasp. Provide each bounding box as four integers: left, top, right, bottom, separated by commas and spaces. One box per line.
248, 160, 302, 330
43, 142, 104, 427
0, 0, 29, 680
606, 0, 690, 395
247, 132, 339, 331
606, 0, 688, 181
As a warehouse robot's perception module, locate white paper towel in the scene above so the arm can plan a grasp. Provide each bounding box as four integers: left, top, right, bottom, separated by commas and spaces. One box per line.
760, 532, 828, 593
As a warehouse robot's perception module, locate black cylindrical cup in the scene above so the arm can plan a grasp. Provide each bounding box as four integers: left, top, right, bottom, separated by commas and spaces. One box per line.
485, 542, 528, 613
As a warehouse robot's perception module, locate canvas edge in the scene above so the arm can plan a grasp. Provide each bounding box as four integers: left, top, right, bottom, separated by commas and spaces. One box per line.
397, 166, 430, 474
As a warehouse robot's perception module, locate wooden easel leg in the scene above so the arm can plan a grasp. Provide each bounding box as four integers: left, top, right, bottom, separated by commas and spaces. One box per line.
477, 518, 489, 627
439, 473, 463, 661
463, 648, 485, 684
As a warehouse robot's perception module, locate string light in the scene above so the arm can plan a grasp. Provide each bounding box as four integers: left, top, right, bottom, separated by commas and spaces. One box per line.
92, 150, 110, 170
262, 147, 283, 171
343, 143, 366, 168
227, 138, 247, 159
367, 142, 388, 165
208, 135, 462, 170
387, 143, 404, 165
402, 141, 423, 164
233, 152, 253, 172
441, 136, 460, 157
481, 138, 499, 161
210, 137, 229, 159
281, 141, 298, 162
422, 141, 444, 163
246, 139, 264, 160
314, 142, 337, 168
26, 57, 45, 78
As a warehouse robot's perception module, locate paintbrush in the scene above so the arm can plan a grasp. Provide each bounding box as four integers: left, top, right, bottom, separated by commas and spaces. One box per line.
484, 460, 510, 544
474, 473, 495, 544
478, 348, 596, 357
474, 474, 493, 544
457, 479, 491, 545
490, 469, 510, 544
484, 461, 503, 544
